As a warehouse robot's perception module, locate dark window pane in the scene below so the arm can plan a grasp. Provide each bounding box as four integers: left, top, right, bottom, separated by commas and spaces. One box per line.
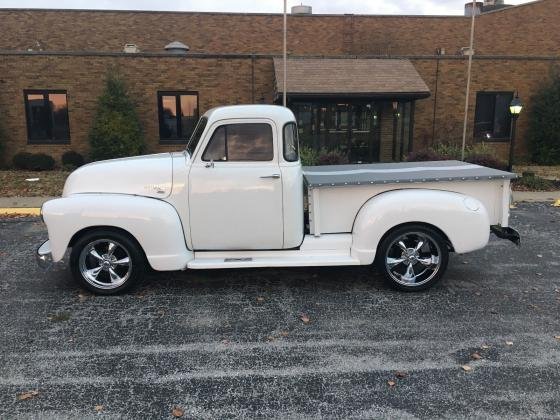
25, 91, 70, 143
474, 92, 513, 140
227, 123, 273, 161
493, 93, 512, 138
180, 95, 198, 138
26, 94, 49, 140
159, 95, 178, 139
203, 126, 226, 161
283, 122, 299, 162
49, 93, 69, 140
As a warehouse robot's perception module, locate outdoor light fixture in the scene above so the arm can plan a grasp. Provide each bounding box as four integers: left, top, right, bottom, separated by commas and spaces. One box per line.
508, 93, 523, 172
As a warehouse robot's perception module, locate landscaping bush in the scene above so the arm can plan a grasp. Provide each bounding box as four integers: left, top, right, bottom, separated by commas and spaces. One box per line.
317, 149, 349, 166
513, 172, 556, 191
61, 150, 85, 169
407, 142, 507, 170
89, 70, 145, 161
528, 69, 560, 165
299, 146, 319, 166
13, 152, 56, 171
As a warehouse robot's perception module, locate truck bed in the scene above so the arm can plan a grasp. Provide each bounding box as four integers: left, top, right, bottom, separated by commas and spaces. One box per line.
303, 160, 516, 236
303, 160, 516, 188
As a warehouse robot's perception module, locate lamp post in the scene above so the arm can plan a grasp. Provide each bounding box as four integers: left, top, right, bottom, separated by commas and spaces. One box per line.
507, 94, 523, 172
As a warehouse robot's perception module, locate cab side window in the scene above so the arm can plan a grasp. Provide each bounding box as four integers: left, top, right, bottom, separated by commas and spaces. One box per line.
202, 123, 273, 162
283, 122, 299, 162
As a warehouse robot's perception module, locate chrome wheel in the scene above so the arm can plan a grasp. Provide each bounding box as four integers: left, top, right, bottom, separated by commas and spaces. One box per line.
78, 239, 132, 290
384, 231, 442, 287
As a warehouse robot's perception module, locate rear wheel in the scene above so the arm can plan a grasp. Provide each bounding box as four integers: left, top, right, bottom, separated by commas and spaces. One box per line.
376, 225, 449, 292
70, 230, 146, 295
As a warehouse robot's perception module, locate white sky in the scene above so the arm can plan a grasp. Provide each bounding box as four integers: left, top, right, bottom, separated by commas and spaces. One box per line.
0, 0, 533, 15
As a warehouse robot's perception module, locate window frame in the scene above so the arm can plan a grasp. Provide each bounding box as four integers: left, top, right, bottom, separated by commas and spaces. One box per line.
282, 121, 300, 162
473, 91, 513, 143
201, 122, 275, 163
157, 90, 199, 144
23, 89, 71, 145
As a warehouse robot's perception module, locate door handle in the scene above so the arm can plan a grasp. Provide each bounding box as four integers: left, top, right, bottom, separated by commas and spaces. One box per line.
260, 174, 281, 179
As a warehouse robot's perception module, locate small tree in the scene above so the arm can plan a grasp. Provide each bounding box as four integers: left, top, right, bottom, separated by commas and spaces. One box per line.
89, 70, 145, 161
528, 69, 560, 165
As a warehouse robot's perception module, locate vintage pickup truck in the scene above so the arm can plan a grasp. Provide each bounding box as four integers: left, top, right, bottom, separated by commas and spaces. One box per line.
37, 105, 519, 294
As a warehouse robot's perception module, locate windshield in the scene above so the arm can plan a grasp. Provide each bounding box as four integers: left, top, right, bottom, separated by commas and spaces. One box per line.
186, 116, 208, 157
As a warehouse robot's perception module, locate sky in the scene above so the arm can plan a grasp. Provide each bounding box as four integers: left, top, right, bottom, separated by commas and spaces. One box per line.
0, 0, 533, 15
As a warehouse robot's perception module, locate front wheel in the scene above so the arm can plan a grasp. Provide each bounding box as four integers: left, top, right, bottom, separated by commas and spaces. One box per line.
376, 225, 449, 292
70, 230, 146, 295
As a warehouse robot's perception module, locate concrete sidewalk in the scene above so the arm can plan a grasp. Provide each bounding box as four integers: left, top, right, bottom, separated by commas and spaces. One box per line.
1, 191, 560, 212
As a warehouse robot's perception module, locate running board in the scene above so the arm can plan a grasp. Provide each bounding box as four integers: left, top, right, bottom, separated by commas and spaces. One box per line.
187, 254, 360, 269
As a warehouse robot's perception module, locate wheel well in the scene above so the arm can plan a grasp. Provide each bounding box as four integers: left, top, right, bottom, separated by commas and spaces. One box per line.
68, 226, 148, 258
377, 222, 455, 253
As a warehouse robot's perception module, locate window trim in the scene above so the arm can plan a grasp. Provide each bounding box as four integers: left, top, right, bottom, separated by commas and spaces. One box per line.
201, 122, 275, 162
23, 89, 71, 145
157, 90, 199, 144
282, 121, 300, 162
473, 91, 513, 143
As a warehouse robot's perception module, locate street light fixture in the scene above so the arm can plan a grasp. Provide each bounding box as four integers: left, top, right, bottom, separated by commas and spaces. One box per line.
507, 93, 523, 172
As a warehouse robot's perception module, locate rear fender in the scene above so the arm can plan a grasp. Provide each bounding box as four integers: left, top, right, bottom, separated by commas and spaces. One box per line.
41, 194, 193, 271
351, 189, 490, 264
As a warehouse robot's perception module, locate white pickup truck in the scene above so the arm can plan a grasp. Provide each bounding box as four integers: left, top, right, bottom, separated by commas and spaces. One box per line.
37, 105, 519, 294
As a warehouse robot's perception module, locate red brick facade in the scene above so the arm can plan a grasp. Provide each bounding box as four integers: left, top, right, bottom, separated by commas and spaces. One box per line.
0, 0, 559, 164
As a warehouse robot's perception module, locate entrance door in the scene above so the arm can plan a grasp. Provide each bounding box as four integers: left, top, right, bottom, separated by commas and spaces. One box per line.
188, 120, 284, 250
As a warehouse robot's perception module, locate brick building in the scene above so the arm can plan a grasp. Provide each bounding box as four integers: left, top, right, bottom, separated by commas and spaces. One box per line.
0, 0, 559, 165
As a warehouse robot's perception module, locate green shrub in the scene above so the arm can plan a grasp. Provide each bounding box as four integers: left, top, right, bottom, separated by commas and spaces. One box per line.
89, 70, 145, 161
300, 146, 319, 166
13, 152, 56, 171
513, 172, 555, 191
528, 69, 560, 165
61, 150, 85, 168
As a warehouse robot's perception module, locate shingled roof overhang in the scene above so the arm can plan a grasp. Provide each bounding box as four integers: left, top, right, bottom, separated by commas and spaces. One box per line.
273, 58, 430, 100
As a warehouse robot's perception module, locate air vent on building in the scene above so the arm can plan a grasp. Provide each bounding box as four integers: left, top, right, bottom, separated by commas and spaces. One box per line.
164, 41, 190, 55
291, 5, 312, 14
123, 43, 140, 53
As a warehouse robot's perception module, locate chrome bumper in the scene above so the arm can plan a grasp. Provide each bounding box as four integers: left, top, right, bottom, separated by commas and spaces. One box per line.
36, 240, 54, 270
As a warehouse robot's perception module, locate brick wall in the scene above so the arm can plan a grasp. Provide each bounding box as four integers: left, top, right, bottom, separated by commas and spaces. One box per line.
0, 0, 559, 164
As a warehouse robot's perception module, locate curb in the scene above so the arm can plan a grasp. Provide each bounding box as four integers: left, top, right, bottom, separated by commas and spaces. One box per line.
0, 207, 41, 216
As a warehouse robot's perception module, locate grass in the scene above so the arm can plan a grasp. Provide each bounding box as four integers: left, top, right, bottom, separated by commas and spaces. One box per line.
512, 174, 560, 192
0, 170, 70, 197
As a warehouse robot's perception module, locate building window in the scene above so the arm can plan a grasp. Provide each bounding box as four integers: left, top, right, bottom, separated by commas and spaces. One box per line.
24, 90, 70, 143
158, 91, 198, 143
474, 92, 513, 141
202, 123, 273, 162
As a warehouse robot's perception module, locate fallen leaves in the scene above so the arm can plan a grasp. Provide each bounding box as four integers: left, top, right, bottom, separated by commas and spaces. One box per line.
552, 199, 560, 207
94, 405, 103, 412
387, 380, 396, 387
395, 371, 408, 379
554, 335, 560, 341
481, 344, 490, 350
256, 296, 265, 303
300, 314, 311, 324
171, 406, 184, 417
461, 365, 473, 372
471, 352, 482, 360
505, 341, 514, 346
16, 390, 39, 401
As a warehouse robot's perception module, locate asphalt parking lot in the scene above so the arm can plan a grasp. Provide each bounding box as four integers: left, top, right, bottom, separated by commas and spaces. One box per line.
1, 202, 559, 419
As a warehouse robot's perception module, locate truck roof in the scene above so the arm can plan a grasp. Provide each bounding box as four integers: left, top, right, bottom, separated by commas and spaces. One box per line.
203, 104, 296, 125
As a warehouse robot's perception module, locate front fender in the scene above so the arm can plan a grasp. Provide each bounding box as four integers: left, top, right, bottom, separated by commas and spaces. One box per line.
351, 189, 490, 264
41, 194, 193, 270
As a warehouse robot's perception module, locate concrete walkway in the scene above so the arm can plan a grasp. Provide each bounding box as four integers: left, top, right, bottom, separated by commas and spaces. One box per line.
1, 191, 559, 212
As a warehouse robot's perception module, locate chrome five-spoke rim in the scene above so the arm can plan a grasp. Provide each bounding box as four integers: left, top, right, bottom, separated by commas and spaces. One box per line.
385, 232, 442, 286
78, 239, 131, 289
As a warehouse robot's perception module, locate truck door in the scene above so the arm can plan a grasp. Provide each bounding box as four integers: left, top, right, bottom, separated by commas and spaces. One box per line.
188, 119, 284, 250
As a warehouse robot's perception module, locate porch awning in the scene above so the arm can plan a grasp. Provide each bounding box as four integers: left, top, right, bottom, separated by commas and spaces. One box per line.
273, 58, 430, 100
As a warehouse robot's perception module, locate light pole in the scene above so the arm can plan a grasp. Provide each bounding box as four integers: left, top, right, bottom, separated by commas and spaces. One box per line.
507, 94, 523, 172
283, 0, 287, 107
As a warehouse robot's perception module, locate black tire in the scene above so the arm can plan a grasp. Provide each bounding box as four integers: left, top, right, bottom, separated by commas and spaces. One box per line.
70, 229, 146, 295
376, 224, 449, 292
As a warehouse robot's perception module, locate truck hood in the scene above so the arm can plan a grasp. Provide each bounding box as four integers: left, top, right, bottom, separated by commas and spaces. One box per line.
63, 153, 174, 198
